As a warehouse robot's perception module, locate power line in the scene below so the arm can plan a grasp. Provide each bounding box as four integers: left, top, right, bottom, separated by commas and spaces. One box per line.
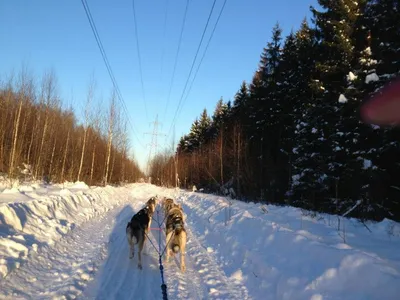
162, 0, 190, 123
159, 0, 170, 87
176, 0, 228, 120
80, 0, 146, 150
167, 0, 218, 137
132, 0, 149, 121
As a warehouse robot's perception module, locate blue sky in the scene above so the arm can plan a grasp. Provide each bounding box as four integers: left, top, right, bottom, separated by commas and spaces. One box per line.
0, 0, 318, 171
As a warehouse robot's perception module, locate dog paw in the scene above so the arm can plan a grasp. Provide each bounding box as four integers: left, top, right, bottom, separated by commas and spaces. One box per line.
129, 254, 133, 259
138, 264, 142, 270
181, 265, 186, 272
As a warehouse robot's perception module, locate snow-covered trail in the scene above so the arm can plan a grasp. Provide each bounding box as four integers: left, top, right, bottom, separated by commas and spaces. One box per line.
0, 183, 247, 299
1, 183, 400, 299
80, 203, 162, 300
81, 195, 249, 300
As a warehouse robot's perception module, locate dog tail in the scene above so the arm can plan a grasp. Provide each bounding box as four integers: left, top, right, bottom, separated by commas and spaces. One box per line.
172, 244, 180, 253
126, 226, 138, 244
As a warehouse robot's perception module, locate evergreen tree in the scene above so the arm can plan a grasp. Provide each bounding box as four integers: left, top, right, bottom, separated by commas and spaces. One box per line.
170, 1, 400, 221
186, 118, 201, 152
299, 0, 367, 211
212, 98, 229, 131
362, 0, 400, 220
197, 108, 212, 146
289, 19, 329, 209
232, 81, 249, 122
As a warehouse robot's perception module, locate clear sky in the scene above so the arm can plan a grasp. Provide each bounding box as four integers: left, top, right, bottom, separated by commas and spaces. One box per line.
0, 0, 319, 171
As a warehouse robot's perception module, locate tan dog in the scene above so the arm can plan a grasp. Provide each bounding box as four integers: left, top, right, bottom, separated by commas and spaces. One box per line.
163, 197, 174, 215
164, 204, 187, 272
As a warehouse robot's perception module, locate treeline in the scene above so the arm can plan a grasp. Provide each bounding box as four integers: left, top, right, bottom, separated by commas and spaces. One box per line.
149, 0, 400, 222
0, 69, 143, 186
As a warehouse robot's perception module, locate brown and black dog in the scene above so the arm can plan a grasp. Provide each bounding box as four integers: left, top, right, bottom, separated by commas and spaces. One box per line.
126, 205, 152, 270
163, 197, 175, 215
164, 203, 187, 272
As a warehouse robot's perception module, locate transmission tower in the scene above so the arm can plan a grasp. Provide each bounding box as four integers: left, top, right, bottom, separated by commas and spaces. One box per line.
144, 114, 166, 176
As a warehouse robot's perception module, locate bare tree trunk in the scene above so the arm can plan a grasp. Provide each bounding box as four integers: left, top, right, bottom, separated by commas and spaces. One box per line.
35, 114, 48, 179
78, 130, 88, 181
104, 92, 116, 186
35, 70, 58, 179
61, 129, 70, 182
90, 144, 96, 184
77, 80, 94, 182
174, 154, 179, 188
9, 99, 23, 179
121, 152, 126, 183
109, 150, 116, 183
0, 130, 6, 171
27, 128, 35, 165
49, 138, 57, 179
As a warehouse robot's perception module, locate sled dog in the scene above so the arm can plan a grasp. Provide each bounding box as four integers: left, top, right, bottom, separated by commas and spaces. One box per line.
163, 197, 175, 215
146, 196, 157, 229
126, 205, 152, 269
165, 204, 187, 272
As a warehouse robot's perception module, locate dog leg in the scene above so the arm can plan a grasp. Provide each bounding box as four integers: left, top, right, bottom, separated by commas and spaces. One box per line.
180, 231, 187, 272
138, 237, 144, 270
127, 231, 135, 259
164, 231, 173, 263
130, 242, 135, 259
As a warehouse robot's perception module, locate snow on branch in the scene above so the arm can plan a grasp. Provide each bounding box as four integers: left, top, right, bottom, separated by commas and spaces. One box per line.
342, 200, 362, 217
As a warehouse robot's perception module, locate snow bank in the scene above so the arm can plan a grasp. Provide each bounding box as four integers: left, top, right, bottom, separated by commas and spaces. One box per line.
180, 192, 400, 300
366, 73, 379, 84
0, 182, 139, 278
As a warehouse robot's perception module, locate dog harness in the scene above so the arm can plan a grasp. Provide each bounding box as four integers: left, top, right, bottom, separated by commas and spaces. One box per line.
167, 212, 184, 232
172, 215, 183, 231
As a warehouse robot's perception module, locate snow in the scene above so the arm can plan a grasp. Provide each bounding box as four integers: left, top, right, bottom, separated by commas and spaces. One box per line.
338, 94, 348, 103
366, 73, 379, 83
0, 181, 130, 279
1, 183, 400, 299
347, 71, 357, 82
342, 200, 362, 217
363, 159, 372, 169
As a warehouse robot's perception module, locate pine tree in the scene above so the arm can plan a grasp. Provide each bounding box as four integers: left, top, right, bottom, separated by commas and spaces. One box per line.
247, 23, 284, 200
289, 19, 329, 210
212, 98, 228, 131
186, 118, 201, 152
198, 108, 212, 146
362, 0, 400, 220
299, 0, 367, 211
232, 81, 249, 121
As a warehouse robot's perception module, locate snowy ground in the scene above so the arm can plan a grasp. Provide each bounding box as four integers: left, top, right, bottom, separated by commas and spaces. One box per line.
1, 182, 400, 299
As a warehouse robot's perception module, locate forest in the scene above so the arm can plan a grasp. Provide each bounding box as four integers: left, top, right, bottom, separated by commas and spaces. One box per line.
0, 70, 143, 186
148, 0, 400, 222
